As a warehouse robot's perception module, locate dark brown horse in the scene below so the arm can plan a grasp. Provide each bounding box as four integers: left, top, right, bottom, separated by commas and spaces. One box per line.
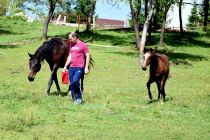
142, 48, 169, 103
28, 37, 93, 95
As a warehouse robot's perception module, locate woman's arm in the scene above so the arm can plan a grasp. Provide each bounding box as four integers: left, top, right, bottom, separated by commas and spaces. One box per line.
62, 53, 71, 72
84, 53, 90, 74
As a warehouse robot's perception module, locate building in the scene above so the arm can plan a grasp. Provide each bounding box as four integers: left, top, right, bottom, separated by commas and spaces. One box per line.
166, 0, 202, 30
95, 18, 125, 29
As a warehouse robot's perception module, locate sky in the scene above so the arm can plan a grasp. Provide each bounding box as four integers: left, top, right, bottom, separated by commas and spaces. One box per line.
95, 1, 130, 21
95, 0, 203, 28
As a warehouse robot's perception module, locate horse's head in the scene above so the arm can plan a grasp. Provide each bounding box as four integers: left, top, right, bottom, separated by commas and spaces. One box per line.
142, 48, 154, 71
28, 53, 41, 81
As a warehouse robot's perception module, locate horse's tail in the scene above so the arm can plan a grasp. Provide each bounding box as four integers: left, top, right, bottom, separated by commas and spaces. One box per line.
89, 55, 94, 70
84, 37, 93, 43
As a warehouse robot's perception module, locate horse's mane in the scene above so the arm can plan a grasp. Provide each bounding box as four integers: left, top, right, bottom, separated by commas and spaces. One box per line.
34, 38, 65, 62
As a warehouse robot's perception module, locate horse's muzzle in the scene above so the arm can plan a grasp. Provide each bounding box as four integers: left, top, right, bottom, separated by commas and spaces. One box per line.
28, 75, 35, 81
142, 67, 147, 71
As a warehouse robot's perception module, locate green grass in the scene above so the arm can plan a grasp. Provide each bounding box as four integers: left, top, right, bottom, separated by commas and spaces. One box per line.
0, 19, 210, 139
0, 17, 80, 44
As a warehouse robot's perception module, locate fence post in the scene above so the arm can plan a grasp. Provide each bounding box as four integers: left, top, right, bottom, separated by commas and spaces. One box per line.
56, 15, 62, 24
93, 16, 96, 28
64, 16, 67, 24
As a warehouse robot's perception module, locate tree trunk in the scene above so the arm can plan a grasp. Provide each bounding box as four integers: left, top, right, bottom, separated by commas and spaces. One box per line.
145, 0, 152, 41
42, 0, 55, 39
203, 0, 209, 32
129, 0, 141, 48
85, 0, 96, 32
153, 0, 160, 29
145, 0, 148, 20
148, 23, 152, 41
134, 20, 141, 48
160, 14, 166, 46
179, 0, 183, 35
86, 14, 91, 31
140, 2, 155, 64
77, 15, 81, 31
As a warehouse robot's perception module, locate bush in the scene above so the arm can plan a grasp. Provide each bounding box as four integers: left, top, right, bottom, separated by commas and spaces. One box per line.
10, 12, 27, 22
0, 0, 8, 16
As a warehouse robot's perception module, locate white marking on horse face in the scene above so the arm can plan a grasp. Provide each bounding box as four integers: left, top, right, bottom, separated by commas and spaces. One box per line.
143, 52, 151, 67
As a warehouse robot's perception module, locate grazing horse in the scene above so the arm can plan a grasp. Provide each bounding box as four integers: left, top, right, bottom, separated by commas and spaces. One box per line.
28, 37, 93, 95
142, 48, 169, 103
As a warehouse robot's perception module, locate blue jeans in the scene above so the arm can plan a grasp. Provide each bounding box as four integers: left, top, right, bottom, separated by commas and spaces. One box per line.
69, 67, 84, 100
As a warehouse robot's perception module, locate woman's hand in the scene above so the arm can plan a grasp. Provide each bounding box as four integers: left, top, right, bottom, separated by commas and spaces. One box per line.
62, 67, 67, 72
85, 67, 89, 74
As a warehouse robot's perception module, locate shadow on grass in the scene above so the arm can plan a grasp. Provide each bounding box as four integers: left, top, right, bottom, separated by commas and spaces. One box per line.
106, 49, 207, 65
0, 29, 25, 35
147, 96, 173, 104
50, 91, 69, 97
0, 29, 13, 34
149, 32, 210, 48
55, 30, 136, 47
0, 45, 19, 49
57, 30, 210, 48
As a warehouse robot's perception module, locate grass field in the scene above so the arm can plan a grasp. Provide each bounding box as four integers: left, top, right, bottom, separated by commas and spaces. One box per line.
0, 18, 210, 139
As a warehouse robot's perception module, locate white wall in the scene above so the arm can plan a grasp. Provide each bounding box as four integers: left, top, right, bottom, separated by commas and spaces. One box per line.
166, 0, 202, 29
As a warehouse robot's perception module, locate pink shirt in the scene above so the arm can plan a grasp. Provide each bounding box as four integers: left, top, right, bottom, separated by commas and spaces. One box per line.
70, 41, 89, 68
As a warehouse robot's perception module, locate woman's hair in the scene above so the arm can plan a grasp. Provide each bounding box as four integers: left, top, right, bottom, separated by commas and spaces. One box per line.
69, 32, 84, 42
70, 32, 79, 39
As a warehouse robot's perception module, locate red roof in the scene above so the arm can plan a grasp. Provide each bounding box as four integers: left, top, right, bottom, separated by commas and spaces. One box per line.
96, 18, 124, 27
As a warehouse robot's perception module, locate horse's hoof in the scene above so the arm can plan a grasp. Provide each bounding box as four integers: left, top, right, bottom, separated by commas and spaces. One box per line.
58, 90, 62, 96
142, 67, 147, 71
147, 100, 153, 104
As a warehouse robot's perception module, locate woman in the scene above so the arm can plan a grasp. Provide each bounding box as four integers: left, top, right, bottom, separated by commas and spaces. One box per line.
63, 32, 90, 104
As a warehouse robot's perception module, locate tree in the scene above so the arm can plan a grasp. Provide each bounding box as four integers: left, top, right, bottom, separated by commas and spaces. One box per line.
144, 0, 148, 19
42, 0, 56, 39
6, 0, 26, 16
179, 0, 183, 34
6, 0, 58, 39
153, 0, 164, 29
203, 0, 209, 31
144, 0, 152, 41
18, 0, 73, 39
187, 5, 200, 27
108, 0, 154, 65
0, 0, 8, 16
86, 0, 96, 31
129, 0, 142, 48
139, 0, 155, 64
75, 0, 96, 32
159, 0, 178, 46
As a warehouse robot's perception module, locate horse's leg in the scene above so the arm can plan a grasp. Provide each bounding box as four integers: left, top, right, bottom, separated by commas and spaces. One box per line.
156, 80, 161, 100
47, 66, 54, 95
147, 78, 154, 100
160, 77, 166, 103
53, 68, 62, 96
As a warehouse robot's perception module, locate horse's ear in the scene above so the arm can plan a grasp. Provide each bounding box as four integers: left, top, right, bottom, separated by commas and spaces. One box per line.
143, 48, 147, 53
28, 53, 33, 58
149, 48, 154, 53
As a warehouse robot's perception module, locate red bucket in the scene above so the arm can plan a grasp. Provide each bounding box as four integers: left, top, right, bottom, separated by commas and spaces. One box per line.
62, 71, 69, 84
